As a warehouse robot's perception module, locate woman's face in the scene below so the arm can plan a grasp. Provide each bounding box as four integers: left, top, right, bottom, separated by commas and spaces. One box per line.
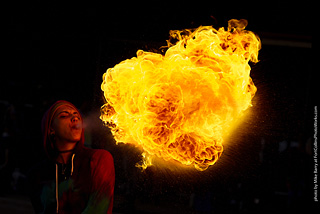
50, 106, 82, 143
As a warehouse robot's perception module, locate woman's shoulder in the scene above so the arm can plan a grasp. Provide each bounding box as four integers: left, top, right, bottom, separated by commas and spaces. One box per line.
87, 148, 114, 175
92, 148, 113, 161
80, 146, 113, 162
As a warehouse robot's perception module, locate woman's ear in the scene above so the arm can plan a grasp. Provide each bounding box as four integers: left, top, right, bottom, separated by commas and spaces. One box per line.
49, 128, 55, 135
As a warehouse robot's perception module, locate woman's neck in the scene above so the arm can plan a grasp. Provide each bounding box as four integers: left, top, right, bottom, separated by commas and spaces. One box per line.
56, 151, 73, 164
54, 140, 77, 163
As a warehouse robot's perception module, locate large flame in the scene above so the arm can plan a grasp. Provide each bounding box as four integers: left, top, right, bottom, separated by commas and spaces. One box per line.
100, 19, 261, 171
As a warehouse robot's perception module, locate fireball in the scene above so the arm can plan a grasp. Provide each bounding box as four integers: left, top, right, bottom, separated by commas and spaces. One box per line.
100, 19, 261, 171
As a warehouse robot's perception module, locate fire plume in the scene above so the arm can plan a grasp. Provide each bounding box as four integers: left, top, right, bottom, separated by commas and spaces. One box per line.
100, 19, 261, 171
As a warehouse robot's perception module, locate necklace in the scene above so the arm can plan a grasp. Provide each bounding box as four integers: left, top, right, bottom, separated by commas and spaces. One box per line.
58, 149, 74, 153
61, 163, 67, 175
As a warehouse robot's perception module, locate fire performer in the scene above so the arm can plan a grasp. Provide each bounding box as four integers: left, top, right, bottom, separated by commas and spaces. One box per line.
28, 100, 114, 213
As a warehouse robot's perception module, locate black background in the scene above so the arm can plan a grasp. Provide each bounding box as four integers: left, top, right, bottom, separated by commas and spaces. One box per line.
2, 1, 315, 213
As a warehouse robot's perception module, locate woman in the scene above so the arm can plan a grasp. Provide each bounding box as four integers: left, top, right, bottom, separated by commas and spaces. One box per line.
28, 100, 114, 213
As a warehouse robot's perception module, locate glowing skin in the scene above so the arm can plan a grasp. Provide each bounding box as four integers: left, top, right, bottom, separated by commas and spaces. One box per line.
50, 106, 82, 163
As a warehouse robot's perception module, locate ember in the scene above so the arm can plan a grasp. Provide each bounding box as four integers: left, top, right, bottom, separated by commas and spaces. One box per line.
100, 19, 261, 171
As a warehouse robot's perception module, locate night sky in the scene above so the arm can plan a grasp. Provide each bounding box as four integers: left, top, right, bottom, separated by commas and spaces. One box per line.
2, 1, 315, 213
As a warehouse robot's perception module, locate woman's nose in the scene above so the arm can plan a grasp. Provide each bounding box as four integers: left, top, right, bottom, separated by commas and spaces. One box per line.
71, 116, 79, 122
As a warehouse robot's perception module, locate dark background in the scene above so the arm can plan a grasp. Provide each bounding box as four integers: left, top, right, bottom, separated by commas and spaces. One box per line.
1, 1, 314, 213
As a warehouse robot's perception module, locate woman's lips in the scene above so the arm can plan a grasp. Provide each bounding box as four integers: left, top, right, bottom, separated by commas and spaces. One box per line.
71, 123, 82, 130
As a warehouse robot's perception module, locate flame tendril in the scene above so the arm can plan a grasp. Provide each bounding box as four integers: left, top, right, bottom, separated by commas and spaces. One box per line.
100, 19, 261, 171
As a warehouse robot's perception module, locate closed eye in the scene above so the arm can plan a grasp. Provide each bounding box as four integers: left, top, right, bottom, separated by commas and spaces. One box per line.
58, 110, 80, 119
58, 111, 71, 118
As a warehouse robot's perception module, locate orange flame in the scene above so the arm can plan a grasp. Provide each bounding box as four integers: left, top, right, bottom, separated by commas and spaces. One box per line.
100, 19, 261, 171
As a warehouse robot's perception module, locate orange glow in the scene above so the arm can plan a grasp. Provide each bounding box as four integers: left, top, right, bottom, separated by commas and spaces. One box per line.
100, 19, 261, 171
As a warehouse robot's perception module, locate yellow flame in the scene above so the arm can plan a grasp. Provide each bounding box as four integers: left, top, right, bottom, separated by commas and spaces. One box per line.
100, 19, 261, 171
